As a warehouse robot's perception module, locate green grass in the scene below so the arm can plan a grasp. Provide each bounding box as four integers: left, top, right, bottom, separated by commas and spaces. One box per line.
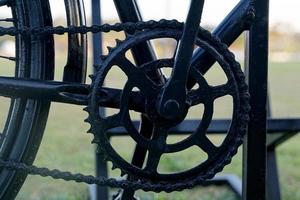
0, 57, 299, 199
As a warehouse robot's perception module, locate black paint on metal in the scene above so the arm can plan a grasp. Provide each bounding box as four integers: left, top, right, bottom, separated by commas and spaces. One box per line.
187, 0, 255, 89
242, 0, 269, 199
158, 0, 204, 119
0, 76, 145, 111
91, 0, 109, 200
266, 147, 281, 200
63, 0, 88, 83
107, 119, 300, 136
112, 1, 159, 199
0, 0, 299, 199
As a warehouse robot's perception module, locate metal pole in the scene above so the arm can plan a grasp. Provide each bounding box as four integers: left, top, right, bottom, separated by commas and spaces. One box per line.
266, 146, 281, 200
242, 0, 269, 199
92, 0, 109, 199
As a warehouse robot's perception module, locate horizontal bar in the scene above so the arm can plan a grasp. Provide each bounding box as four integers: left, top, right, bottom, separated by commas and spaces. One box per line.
267, 132, 298, 148
204, 174, 242, 199
0, 76, 144, 112
108, 119, 300, 136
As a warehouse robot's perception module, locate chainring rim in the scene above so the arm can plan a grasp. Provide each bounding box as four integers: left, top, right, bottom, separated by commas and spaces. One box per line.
87, 27, 250, 188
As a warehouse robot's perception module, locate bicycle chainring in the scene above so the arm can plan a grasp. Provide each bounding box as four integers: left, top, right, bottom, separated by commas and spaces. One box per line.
85, 26, 250, 191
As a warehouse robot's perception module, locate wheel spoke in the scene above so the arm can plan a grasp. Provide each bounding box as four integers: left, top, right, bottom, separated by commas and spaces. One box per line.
0, 55, 15, 61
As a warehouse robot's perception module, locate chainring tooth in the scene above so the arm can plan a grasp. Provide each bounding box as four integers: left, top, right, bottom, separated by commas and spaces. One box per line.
84, 24, 250, 191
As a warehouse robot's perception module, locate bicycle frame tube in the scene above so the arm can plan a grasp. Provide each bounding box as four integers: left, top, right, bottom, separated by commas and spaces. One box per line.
0, 0, 260, 199
0, 1, 256, 199
113, 0, 164, 84
0, 0, 253, 106
0, 76, 145, 111
190, 0, 254, 76
114, 0, 253, 85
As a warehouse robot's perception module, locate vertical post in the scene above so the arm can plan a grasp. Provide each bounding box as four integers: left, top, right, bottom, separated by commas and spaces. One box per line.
266, 146, 281, 200
92, 0, 109, 200
92, 0, 102, 67
242, 0, 269, 200
266, 84, 281, 200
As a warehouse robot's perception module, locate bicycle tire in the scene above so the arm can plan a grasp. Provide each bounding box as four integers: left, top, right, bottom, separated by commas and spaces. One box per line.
0, 0, 54, 199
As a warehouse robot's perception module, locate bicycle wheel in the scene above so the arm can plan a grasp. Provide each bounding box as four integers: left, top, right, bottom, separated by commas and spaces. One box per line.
0, 0, 54, 199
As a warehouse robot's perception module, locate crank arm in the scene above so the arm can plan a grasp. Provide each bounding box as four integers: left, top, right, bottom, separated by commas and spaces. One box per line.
0, 76, 145, 112
158, 0, 204, 119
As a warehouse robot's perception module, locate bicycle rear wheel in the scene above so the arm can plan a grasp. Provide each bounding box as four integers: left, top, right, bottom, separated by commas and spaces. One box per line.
0, 0, 54, 199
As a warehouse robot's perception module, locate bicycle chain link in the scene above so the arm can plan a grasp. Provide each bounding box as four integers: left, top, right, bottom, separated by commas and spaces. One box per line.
0, 19, 191, 193
0, 19, 183, 37
0, 19, 250, 192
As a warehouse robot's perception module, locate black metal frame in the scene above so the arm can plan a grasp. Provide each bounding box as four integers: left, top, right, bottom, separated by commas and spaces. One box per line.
88, 0, 299, 200
0, 0, 298, 199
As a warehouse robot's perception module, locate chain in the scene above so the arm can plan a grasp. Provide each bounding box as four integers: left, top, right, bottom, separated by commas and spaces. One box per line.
0, 19, 183, 37
0, 19, 187, 193
0, 159, 196, 193
0, 19, 250, 192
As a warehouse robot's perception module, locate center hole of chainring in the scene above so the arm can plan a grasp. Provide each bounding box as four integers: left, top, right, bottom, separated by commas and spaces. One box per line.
143, 82, 190, 127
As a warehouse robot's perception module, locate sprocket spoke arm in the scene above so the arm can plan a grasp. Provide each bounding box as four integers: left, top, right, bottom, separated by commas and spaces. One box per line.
195, 136, 218, 157
188, 83, 235, 106
187, 90, 206, 106
211, 83, 235, 100
187, 68, 211, 106
116, 57, 159, 96
192, 101, 216, 157
144, 126, 169, 174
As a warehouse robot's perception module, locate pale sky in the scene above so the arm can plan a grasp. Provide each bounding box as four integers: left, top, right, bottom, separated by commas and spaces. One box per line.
68, 0, 300, 32
1, 0, 300, 32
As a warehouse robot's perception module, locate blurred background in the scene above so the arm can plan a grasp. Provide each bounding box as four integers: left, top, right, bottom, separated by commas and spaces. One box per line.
0, 0, 300, 199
